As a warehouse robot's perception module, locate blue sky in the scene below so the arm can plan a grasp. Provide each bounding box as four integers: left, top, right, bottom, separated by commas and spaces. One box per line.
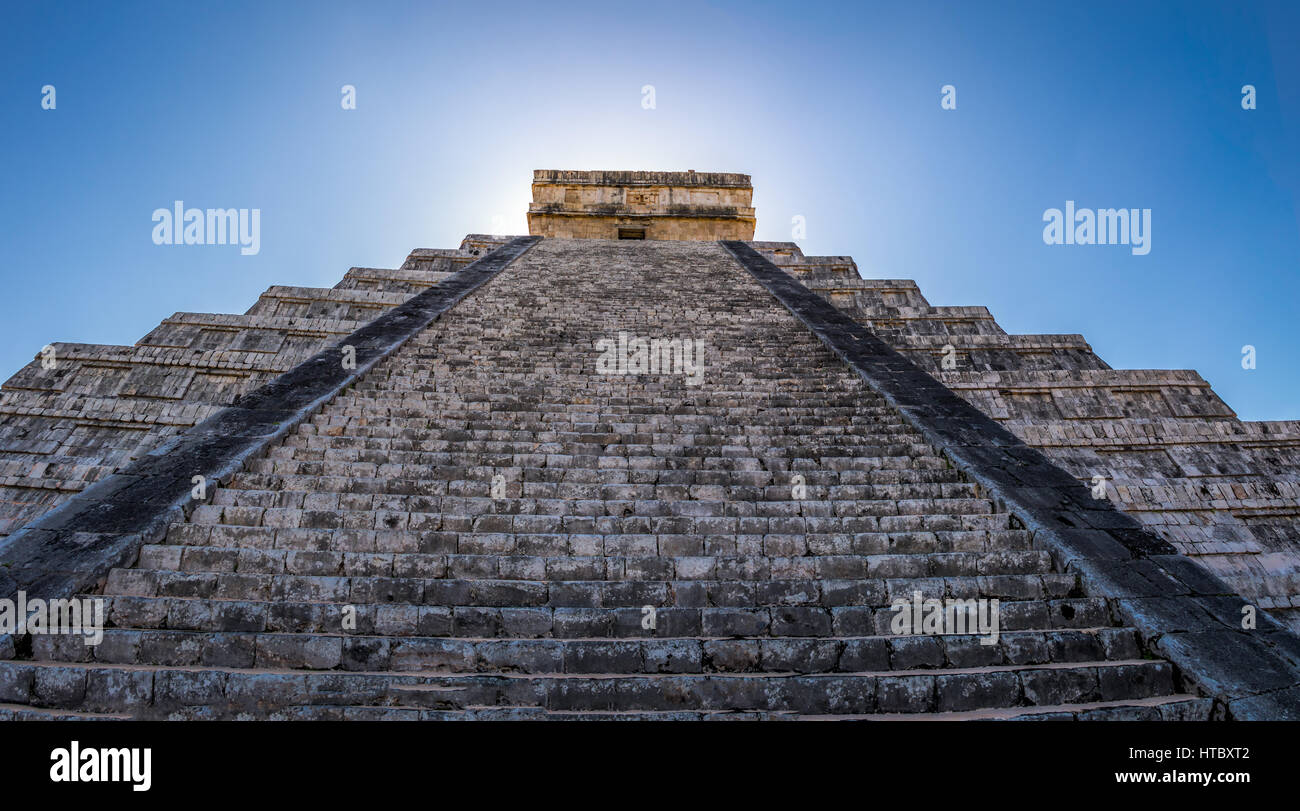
2, 0, 1297, 419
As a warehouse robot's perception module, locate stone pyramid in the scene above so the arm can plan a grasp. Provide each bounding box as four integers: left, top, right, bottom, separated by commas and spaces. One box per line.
0, 171, 1296, 720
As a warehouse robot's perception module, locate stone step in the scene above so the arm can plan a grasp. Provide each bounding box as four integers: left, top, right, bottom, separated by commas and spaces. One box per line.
103, 570, 1078, 607
449, 707, 798, 721
33, 626, 1145, 674
134, 544, 1052, 580
185, 507, 1009, 534
256, 450, 953, 473
0, 658, 1177, 717
0, 701, 131, 721
251, 448, 959, 470
0, 701, 800, 721
297, 415, 932, 433
251, 456, 971, 481
417, 695, 1213, 721
274, 456, 970, 474
185, 504, 1003, 535
210, 490, 988, 515
166, 523, 1034, 555
226, 472, 968, 498
168, 524, 1021, 556
803, 694, 1212, 721
97, 594, 1114, 637
213, 482, 982, 506
294, 419, 931, 434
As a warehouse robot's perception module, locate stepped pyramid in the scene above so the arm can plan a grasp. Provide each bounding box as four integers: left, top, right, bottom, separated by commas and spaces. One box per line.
0, 170, 1297, 720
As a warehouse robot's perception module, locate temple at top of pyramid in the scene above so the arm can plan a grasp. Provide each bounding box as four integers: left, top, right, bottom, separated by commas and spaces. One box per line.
0, 170, 1298, 720
527, 169, 756, 240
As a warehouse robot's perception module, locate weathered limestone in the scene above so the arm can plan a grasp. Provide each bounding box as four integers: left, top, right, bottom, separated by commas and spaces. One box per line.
754, 241, 1300, 631
0, 236, 493, 537
727, 240, 1300, 720
527, 170, 755, 241
0, 238, 1234, 720
0, 172, 1296, 719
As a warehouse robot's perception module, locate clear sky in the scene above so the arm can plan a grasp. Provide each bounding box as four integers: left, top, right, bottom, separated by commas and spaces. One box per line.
2, 0, 1297, 419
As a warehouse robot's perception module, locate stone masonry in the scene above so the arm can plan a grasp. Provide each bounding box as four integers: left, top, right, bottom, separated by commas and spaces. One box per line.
747, 243, 1300, 632
0, 171, 1296, 720
0, 237, 507, 538
527, 170, 756, 241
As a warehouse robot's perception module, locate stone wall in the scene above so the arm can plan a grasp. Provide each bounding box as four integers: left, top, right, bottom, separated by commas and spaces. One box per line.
527, 169, 755, 240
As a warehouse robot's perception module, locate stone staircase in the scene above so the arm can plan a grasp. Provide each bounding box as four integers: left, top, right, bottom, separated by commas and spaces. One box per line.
0, 237, 500, 539
752, 243, 1300, 631
0, 239, 1212, 719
